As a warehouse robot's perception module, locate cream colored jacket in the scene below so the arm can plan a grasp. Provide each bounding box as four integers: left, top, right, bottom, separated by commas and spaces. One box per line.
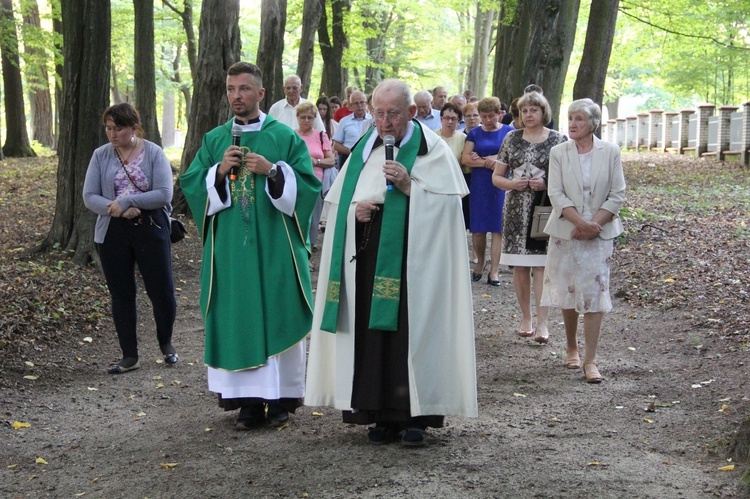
544, 136, 626, 240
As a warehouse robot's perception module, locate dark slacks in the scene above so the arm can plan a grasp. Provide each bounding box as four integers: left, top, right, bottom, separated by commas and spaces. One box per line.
97, 209, 176, 359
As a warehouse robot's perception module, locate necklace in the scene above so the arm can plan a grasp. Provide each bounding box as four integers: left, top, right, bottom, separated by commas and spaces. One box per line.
115, 137, 138, 165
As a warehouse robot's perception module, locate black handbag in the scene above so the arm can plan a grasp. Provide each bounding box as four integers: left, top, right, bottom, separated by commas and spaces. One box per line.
170, 217, 187, 244
529, 191, 552, 240
117, 149, 185, 244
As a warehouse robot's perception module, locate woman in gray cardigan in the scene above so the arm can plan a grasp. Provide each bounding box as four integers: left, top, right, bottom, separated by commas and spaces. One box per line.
541, 99, 626, 383
83, 103, 177, 374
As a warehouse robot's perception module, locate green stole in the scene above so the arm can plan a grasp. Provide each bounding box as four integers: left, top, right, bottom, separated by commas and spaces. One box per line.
320, 123, 423, 333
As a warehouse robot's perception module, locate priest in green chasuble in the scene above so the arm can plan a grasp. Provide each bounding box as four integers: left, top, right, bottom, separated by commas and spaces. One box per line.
181, 62, 321, 430
306, 79, 477, 447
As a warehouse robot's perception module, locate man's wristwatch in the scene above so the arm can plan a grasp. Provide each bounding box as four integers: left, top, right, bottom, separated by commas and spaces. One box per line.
268, 163, 278, 178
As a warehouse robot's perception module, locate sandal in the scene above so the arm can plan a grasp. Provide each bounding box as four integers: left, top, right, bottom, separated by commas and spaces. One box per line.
108, 358, 140, 374
564, 351, 581, 369
583, 363, 603, 383
533, 334, 549, 344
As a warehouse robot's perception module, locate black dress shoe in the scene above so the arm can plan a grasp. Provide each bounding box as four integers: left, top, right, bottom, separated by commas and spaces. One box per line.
236, 404, 265, 430
163, 353, 178, 365
266, 402, 289, 427
367, 424, 395, 445
471, 272, 482, 282
487, 275, 500, 286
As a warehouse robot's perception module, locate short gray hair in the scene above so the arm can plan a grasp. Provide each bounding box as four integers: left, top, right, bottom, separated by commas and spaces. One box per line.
373, 79, 414, 108
568, 98, 601, 129
413, 89, 433, 104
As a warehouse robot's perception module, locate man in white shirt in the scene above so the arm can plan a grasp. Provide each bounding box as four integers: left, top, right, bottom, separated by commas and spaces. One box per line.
414, 90, 441, 131
268, 75, 325, 131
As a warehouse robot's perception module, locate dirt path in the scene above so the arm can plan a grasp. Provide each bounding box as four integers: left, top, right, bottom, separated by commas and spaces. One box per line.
2, 226, 747, 498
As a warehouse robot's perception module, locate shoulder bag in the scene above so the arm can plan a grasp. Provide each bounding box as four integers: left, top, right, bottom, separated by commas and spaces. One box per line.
529, 190, 552, 240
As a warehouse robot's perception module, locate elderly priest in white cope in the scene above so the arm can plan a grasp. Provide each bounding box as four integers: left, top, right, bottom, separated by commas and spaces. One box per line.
306, 79, 477, 447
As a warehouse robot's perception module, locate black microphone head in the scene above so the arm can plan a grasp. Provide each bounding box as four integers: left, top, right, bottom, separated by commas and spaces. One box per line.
383, 135, 395, 147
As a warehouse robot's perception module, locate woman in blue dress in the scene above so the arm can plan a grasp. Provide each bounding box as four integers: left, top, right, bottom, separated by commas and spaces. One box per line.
461, 97, 513, 285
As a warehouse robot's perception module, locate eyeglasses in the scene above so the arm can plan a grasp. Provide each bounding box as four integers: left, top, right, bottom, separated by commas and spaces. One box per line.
297, 115, 315, 121
373, 111, 404, 122
441, 116, 459, 122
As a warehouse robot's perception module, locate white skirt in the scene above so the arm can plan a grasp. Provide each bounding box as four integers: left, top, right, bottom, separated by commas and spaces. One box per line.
540, 236, 614, 314
207, 340, 306, 399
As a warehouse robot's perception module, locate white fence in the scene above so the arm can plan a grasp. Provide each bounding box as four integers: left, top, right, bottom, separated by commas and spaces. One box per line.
600, 103, 750, 164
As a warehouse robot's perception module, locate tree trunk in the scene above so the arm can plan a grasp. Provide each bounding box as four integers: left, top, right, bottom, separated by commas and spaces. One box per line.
162, 0, 197, 78
604, 97, 619, 120
0, 0, 36, 157
318, 0, 350, 98
53, 15, 62, 150
256, 0, 287, 112
492, 0, 580, 128
162, 89, 176, 148
111, 63, 127, 103
363, 8, 393, 93
22, 0, 54, 148
134, 0, 162, 145
41, 0, 110, 264
466, 3, 495, 99
297, 0, 322, 98
572, 0, 619, 110
172, 0, 240, 215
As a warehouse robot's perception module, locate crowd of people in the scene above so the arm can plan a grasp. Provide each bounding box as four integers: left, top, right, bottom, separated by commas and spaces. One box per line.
83, 64, 626, 446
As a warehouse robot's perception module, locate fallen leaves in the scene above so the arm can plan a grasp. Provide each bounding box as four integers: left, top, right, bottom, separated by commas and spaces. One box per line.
159, 462, 179, 470
613, 156, 750, 346
11, 421, 30, 430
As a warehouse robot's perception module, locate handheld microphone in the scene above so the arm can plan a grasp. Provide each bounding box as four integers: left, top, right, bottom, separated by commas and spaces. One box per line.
384, 135, 395, 191
230, 124, 242, 181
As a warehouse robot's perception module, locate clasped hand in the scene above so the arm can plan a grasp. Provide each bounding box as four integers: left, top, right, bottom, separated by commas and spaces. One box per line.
107, 199, 140, 219
220, 146, 274, 178
572, 220, 602, 240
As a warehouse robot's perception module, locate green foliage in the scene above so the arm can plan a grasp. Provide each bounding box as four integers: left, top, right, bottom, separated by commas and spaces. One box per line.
607, 0, 750, 108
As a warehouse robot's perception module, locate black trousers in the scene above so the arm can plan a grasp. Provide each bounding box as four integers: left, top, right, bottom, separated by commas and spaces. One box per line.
97, 209, 176, 359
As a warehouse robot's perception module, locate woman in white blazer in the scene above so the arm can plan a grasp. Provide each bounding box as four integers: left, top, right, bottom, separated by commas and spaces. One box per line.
541, 99, 626, 383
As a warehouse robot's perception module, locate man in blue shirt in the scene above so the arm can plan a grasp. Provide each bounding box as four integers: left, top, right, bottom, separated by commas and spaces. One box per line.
332, 90, 371, 167
414, 90, 441, 131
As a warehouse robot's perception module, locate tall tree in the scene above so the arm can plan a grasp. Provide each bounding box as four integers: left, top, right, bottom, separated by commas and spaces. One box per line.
134, 0, 162, 145
41, 0, 110, 264
362, 3, 394, 93
256, 0, 287, 112
172, 0, 240, 214
492, 0, 580, 126
297, 0, 322, 98
162, 0, 196, 119
21, 0, 54, 148
318, 0, 351, 98
53, 8, 62, 150
573, 0, 619, 115
466, 2, 496, 98
0, 0, 36, 157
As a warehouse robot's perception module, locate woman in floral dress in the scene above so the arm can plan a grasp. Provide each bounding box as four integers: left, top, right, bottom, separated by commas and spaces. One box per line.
492, 92, 566, 343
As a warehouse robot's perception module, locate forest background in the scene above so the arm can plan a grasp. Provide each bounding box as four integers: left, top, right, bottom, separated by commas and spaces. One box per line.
1, 0, 749, 159
1, 1, 750, 493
